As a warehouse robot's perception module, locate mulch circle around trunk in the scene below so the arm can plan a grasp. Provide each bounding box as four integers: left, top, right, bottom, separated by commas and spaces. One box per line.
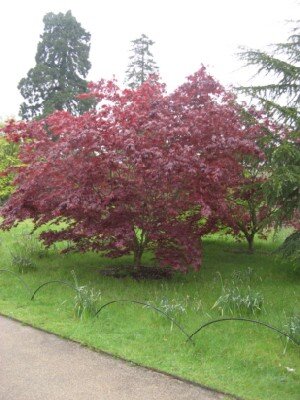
99, 265, 173, 280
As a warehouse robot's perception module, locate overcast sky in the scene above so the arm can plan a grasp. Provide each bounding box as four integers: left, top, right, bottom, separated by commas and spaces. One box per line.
0, 0, 298, 119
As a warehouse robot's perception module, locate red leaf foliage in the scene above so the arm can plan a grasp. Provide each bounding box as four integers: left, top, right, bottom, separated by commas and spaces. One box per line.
1, 67, 264, 271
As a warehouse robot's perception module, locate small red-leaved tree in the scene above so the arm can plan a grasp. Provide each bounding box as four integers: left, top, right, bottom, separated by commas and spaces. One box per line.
221, 108, 286, 252
1, 68, 260, 271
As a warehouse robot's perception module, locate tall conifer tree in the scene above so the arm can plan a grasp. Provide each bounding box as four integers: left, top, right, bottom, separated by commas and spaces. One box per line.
125, 34, 159, 89
239, 22, 300, 261
18, 10, 93, 119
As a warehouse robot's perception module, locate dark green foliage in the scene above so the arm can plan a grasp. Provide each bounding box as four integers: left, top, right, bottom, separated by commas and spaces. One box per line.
238, 21, 300, 128
0, 136, 19, 205
18, 10, 93, 119
238, 22, 300, 259
276, 231, 300, 269
125, 34, 159, 89
264, 124, 299, 266
266, 137, 300, 222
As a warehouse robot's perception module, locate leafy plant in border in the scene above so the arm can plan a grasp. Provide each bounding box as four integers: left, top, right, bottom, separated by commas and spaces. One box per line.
71, 270, 101, 319
157, 297, 187, 318
8, 230, 48, 273
283, 314, 300, 352
212, 286, 264, 316
212, 272, 264, 316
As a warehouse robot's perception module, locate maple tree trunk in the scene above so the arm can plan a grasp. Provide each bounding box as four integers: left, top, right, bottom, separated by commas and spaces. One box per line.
246, 234, 255, 253
133, 227, 148, 268
133, 248, 143, 268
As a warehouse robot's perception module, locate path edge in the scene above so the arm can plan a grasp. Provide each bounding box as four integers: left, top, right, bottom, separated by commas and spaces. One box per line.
0, 311, 243, 400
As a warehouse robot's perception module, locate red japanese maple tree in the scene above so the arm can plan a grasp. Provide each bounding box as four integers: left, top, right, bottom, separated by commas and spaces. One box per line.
1, 67, 261, 271
220, 108, 287, 252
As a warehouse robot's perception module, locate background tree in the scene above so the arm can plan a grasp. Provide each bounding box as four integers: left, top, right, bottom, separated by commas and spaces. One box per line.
238, 21, 300, 258
221, 108, 281, 252
0, 124, 19, 206
125, 34, 159, 89
238, 21, 300, 128
18, 10, 93, 120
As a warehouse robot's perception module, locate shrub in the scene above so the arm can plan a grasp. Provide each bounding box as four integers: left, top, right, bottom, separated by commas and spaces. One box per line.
9, 230, 46, 273
276, 231, 300, 270
0, 136, 19, 205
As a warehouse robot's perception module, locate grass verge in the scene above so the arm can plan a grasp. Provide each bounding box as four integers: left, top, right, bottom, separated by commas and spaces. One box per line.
0, 223, 299, 400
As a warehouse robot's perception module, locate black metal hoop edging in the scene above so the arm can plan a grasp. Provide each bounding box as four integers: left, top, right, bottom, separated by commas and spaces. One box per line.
188, 317, 300, 346
2, 270, 298, 347
95, 299, 193, 343
31, 280, 80, 301
0, 269, 31, 294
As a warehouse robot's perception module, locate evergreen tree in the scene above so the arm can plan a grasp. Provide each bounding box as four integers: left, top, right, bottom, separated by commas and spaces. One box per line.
18, 10, 93, 119
238, 22, 299, 218
238, 21, 300, 128
0, 129, 19, 206
239, 22, 300, 263
125, 34, 159, 89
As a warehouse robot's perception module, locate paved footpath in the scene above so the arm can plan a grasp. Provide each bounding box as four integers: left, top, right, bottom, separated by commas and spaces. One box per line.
0, 315, 224, 400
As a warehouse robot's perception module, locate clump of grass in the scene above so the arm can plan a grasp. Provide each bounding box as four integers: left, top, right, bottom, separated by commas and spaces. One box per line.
9, 230, 47, 273
284, 314, 300, 344
231, 267, 257, 284
212, 286, 264, 316
71, 270, 101, 319
10, 253, 37, 274
212, 271, 264, 316
158, 297, 186, 317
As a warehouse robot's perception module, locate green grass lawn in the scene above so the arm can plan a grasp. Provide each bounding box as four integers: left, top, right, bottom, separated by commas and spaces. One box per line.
0, 223, 299, 400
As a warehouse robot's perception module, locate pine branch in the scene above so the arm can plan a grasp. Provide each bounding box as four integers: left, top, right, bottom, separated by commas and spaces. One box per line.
239, 48, 300, 83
